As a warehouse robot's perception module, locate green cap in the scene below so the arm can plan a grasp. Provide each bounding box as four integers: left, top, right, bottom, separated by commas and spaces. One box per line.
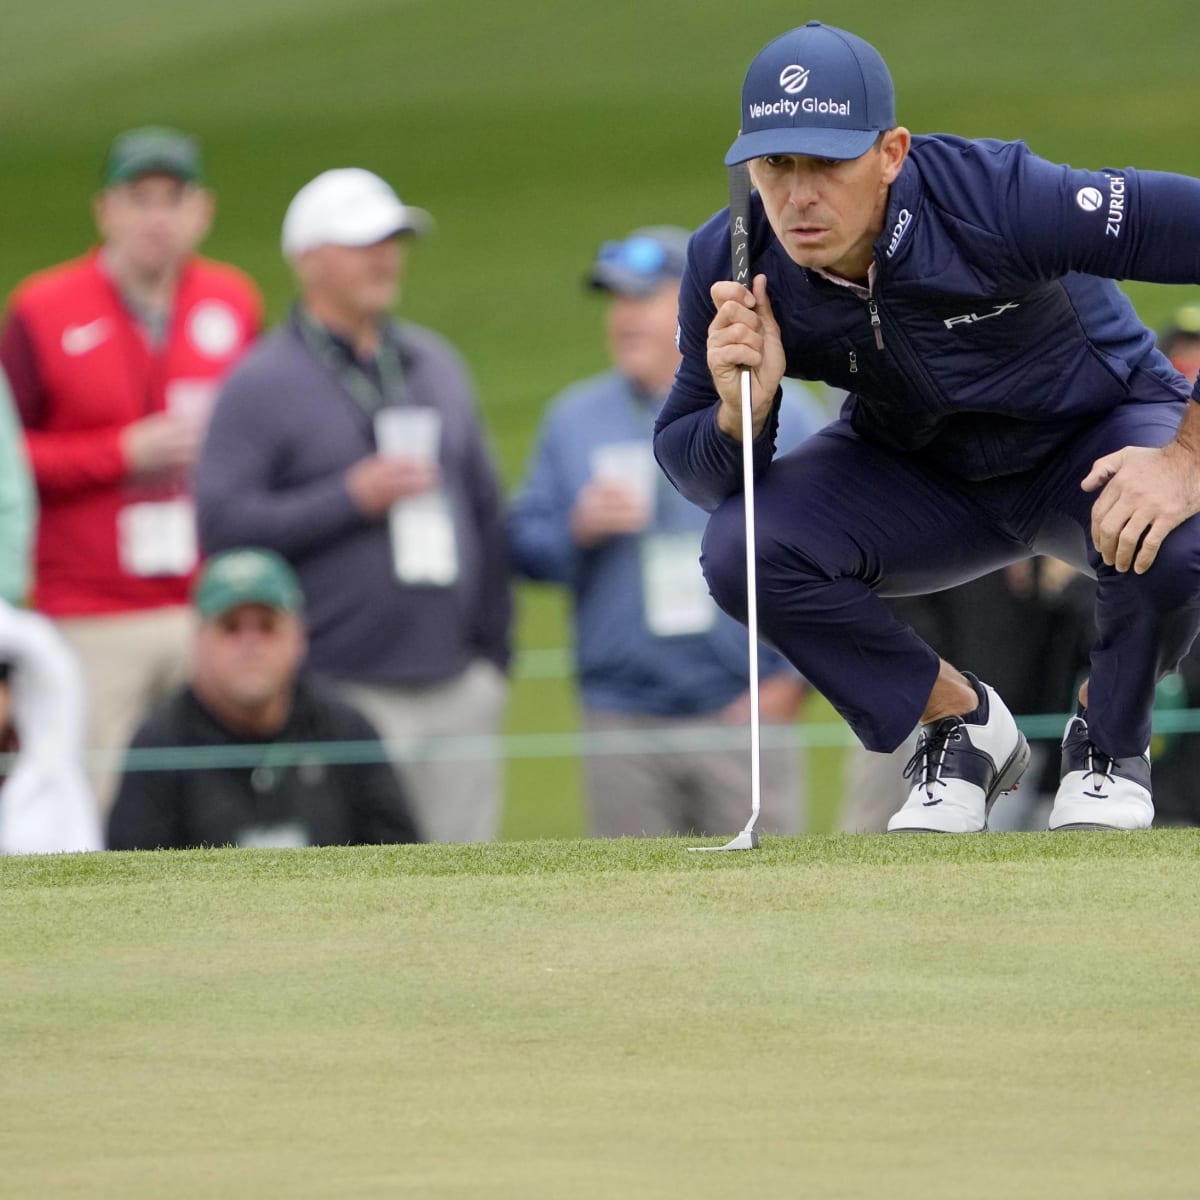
103, 126, 203, 187
194, 549, 303, 619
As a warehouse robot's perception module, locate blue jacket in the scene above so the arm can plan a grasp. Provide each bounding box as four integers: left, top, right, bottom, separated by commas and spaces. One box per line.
510, 370, 822, 715
656, 134, 1200, 510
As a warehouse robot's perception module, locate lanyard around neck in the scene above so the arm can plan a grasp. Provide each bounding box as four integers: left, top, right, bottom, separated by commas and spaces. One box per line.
293, 305, 406, 419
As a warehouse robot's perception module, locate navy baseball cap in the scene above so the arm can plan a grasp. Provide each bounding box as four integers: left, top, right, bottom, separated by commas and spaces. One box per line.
587, 226, 691, 297
725, 22, 896, 165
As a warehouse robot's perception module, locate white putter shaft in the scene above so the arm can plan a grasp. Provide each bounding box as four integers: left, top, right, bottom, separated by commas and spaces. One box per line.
689, 364, 761, 852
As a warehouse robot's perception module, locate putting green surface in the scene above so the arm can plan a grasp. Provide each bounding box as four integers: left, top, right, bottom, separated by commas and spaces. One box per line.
4, 833, 1198, 1198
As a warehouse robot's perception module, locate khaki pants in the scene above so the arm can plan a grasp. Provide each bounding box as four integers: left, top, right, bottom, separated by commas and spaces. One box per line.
55, 606, 194, 818
581, 709, 804, 837
337, 659, 509, 843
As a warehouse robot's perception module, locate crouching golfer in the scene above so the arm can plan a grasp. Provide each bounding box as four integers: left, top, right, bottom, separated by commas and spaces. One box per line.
653, 21, 1200, 832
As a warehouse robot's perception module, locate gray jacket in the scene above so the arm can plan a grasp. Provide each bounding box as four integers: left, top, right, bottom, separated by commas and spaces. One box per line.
195, 317, 511, 685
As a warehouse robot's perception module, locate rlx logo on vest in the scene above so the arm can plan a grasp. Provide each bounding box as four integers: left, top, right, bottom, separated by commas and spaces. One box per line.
943, 302, 1021, 330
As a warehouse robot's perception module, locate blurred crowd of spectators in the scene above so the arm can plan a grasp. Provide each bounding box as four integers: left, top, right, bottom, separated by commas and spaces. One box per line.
2, 127, 1198, 851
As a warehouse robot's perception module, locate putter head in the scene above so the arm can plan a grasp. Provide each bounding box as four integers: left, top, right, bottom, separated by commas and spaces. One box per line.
687, 829, 760, 852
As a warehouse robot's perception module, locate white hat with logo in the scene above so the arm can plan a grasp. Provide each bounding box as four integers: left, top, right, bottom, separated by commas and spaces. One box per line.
281, 168, 433, 257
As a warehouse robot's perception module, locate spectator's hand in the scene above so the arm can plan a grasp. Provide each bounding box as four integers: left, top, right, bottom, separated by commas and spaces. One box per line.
721, 674, 806, 724
345, 454, 440, 518
569, 480, 651, 546
707, 274, 785, 441
1083, 440, 1200, 573
121, 412, 203, 478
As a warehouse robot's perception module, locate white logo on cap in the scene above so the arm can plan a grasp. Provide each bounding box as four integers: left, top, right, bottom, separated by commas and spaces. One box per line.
1076, 187, 1104, 213
221, 552, 270, 584
779, 65, 811, 95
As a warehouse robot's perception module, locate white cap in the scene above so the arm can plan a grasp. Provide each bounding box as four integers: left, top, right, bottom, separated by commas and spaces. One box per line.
281, 168, 433, 258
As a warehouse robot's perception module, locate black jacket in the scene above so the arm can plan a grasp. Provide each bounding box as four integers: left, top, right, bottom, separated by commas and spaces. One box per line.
107, 681, 420, 850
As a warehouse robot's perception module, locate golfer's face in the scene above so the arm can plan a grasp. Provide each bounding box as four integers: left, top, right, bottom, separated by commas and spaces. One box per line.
749, 132, 906, 281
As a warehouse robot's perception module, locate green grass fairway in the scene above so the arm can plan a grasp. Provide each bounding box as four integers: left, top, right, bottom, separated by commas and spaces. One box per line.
4, 833, 1199, 1198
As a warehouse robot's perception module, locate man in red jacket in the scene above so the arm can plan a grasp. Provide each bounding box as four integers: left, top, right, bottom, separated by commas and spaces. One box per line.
0, 126, 263, 812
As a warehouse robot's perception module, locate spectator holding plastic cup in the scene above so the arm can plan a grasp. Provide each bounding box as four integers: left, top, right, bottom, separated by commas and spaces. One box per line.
195, 168, 512, 843
511, 226, 824, 837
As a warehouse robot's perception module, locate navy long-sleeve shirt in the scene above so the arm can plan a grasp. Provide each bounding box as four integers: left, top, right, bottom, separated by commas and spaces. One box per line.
656, 135, 1200, 511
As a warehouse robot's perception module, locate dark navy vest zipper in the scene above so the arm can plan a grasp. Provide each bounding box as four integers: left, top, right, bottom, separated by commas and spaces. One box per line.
867, 299, 884, 350
865, 281, 949, 416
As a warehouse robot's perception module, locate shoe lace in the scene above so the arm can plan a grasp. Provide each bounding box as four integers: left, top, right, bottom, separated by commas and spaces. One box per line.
903, 717, 966, 797
1064, 725, 1115, 795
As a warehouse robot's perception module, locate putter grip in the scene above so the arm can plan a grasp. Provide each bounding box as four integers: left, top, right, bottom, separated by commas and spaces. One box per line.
728, 162, 751, 287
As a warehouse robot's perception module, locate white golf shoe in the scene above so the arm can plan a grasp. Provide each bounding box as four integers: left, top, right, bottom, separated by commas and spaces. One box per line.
887, 675, 1030, 834
1048, 715, 1153, 831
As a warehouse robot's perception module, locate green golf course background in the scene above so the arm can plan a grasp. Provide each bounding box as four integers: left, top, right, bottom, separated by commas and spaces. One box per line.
3, 0, 1197, 836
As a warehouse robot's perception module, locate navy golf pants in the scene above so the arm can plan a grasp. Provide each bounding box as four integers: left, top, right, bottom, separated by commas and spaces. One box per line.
700, 403, 1200, 757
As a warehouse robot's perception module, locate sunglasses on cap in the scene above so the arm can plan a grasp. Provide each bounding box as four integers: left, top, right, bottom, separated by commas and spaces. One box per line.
595, 236, 671, 276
